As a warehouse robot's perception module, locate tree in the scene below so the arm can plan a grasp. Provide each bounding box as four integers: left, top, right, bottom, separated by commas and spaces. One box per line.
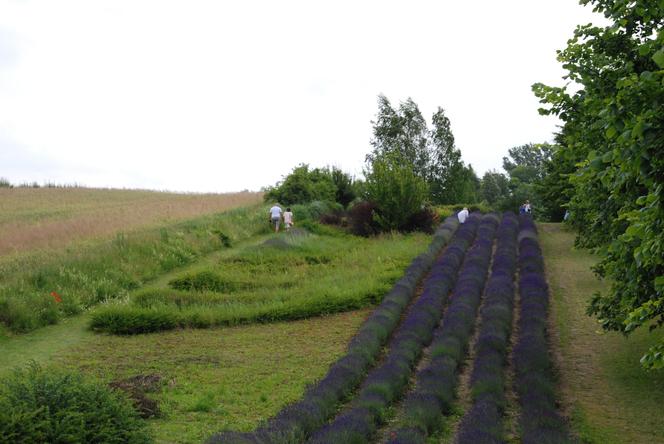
502, 143, 554, 179
498, 143, 553, 215
442, 163, 480, 204
534, 140, 579, 221
480, 170, 509, 206
429, 107, 465, 204
364, 152, 429, 232
263, 164, 356, 207
533, 0, 664, 369
368, 95, 430, 180
330, 167, 357, 207
367, 95, 470, 205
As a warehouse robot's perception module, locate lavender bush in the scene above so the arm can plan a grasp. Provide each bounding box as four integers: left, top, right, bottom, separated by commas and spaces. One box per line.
512, 215, 574, 444
207, 217, 461, 444
455, 212, 518, 444
305, 213, 493, 444
308, 215, 489, 443
384, 214, 501, 442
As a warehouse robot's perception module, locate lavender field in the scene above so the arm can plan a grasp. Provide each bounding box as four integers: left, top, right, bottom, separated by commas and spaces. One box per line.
209, 213, 573, 444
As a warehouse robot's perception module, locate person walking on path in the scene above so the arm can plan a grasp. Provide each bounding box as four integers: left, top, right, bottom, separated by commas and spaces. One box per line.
284, 207, 294, 231
458, 207, 469, 224
269, 204, 283, 233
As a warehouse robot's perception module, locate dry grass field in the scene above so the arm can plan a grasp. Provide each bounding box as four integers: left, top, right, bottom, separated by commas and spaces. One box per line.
0, 187, 262, 256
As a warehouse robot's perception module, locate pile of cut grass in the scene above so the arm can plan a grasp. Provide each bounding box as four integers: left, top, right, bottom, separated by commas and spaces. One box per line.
90, 230, 430, 334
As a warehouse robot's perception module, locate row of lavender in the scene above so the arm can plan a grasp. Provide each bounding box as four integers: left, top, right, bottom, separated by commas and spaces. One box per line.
306, 214, 488, 443
455, 213, 519, 443
385, 213, 502, 443
208, 216, 461, 444
512, 216, 573, 443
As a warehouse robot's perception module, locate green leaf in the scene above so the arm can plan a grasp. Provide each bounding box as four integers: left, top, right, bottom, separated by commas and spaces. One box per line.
655, 275, 664, 291
590, 157, 604, 171
638, 44, 651, 56
605, 126, 617, 139
632, 120, 645, 139
653, 49, 664, 69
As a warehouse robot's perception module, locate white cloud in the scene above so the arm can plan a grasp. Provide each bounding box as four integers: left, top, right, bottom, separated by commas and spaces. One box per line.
0, 0, 604, 191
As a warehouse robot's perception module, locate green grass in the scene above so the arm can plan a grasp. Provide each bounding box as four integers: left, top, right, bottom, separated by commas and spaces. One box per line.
0, 197, 437, 442
0, 204, 271, 334
0, 315, 93, 377
90, 230, 430, 334
539, 223, 664, 444
51, 310, 371, 444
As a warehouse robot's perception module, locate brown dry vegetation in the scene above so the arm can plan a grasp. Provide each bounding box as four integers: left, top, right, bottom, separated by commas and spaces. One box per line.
0, 187, 262, 256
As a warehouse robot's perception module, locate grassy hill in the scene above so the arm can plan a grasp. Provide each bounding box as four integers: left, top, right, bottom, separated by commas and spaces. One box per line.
0, 187, 262, 257
0, 188, 263, 335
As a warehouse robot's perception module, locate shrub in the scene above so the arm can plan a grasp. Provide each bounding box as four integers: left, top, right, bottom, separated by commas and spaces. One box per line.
90, 306, 180, 334
0, 362, 151, 444
263, 165, 357, 207
319, 210, 344, 226
437, 203, 493, 218
404, 206, 438, 234
168, 271, 246, 293
365, 153, 429, 232
348, 201, 380, 237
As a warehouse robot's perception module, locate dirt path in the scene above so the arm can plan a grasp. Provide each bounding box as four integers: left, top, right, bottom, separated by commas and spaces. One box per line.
539, 223, 664, 444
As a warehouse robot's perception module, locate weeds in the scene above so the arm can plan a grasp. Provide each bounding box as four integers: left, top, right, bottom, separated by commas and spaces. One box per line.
91, 230, 431, 334
0, 205, 270, 333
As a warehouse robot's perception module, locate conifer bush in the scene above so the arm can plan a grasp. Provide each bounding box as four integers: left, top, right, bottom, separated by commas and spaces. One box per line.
0, 363, 151, 444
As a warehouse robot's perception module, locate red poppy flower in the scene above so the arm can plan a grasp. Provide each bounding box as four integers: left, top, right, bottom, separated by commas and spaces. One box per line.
50, 291, 63, 303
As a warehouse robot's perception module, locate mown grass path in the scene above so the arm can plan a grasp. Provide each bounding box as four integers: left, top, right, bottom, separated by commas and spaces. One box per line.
54, 310, 371, 444
0, 235, 273, 377
0, 314, 92, 377
539, 223, 664, 444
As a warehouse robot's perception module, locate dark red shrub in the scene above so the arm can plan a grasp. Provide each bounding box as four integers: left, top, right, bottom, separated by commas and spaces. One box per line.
348, 201, 379, 237
404, 206, 439, 234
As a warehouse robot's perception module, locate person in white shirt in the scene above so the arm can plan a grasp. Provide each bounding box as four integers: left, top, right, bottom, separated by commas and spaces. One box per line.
458, 207, 469, 224
283, 207, 294, 231
269, 204, 283, 233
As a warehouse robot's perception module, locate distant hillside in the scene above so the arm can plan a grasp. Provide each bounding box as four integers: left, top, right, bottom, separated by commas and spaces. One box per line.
0, 187, 262, 256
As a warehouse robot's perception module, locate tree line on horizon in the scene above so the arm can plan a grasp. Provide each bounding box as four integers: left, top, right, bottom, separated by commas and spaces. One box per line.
264, 94, 561, 233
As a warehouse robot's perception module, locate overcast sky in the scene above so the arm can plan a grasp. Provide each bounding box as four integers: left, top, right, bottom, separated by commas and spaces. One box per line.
0, 0, 603, 193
